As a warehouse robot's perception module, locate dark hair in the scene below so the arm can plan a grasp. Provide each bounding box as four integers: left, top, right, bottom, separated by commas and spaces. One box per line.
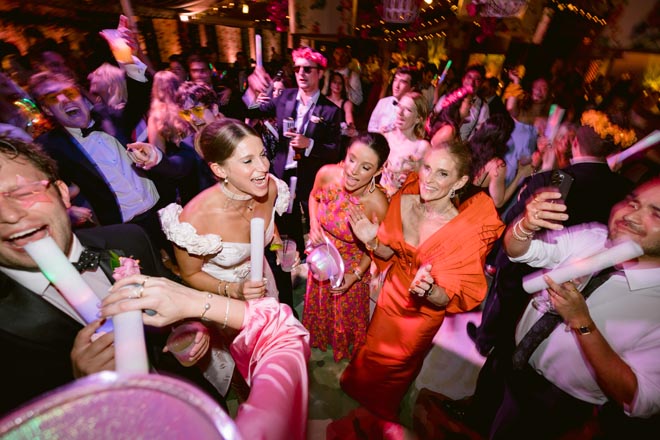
0, 133, 59, 181
196, 118, 260, 164
350, 132, 390, 169
428, 97, 464, 138
576, 125, 617, 157
395, 66, 420, 89
327, 71, 347, 101
469, 113, 515, 178
464, 64, 486, 79
175, 81, 218, 108
430, 139, 473, 181
186, 54, 210, 69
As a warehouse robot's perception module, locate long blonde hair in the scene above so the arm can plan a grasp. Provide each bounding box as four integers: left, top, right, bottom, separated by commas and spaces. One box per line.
87, 63, 127, 111
149, 70, 189, 144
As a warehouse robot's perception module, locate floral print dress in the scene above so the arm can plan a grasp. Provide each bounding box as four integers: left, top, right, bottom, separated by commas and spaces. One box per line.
303, 183, 370, 362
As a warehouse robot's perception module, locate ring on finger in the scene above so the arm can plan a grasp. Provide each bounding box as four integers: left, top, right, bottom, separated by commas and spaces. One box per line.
534, 211, 540, 220
141, 276, 150, 287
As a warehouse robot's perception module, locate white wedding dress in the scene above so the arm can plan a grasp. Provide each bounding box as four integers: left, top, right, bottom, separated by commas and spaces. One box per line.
158, 175, 290, 395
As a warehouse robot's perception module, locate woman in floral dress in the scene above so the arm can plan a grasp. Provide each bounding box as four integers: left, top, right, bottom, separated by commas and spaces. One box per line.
303, 133, 390, 361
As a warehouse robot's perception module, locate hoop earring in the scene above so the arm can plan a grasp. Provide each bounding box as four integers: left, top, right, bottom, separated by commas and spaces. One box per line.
368, 176, 376, 193
449, 187, 456, 199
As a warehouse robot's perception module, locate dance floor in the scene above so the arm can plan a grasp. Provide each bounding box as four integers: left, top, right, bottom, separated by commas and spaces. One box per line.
289, 264, 489, 439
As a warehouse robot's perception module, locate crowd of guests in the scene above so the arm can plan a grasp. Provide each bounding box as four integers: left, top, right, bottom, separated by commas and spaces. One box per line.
1, 19, 659, 440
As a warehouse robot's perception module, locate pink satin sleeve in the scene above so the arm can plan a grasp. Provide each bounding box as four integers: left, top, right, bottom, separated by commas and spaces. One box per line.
230, 298, 311, 440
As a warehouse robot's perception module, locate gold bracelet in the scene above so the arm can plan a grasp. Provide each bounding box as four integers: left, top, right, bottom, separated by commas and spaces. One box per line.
365, 238, 379, 252
517, 218, 537, 235
225, 282, 231, 298
200, 293, 213, 321
512, 220, 532, 242
217, 281, 224, 296
221, 298, 230, 329
353, 267, 363, 280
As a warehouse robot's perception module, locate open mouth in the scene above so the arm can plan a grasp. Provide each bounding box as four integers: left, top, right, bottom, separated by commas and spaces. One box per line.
64, 107, 81, 117
7, 225, 49, 248
252, 175, 268, 187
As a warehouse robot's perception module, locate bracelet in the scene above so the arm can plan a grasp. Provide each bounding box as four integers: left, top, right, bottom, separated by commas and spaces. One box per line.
353, 267, 363, 280
512, 220, 532, 242
221, 298, 230, 329
225, 282, 230, 298
365, 238, 379, 252
517, 218, 537, 235
200, 293, 213, 321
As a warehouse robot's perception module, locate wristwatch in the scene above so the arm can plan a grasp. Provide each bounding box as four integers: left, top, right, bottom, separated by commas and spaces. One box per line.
573, 322, 594, 336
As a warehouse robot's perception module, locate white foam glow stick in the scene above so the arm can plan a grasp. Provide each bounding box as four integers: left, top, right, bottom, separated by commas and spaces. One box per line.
255, 35, 263, 68
523, 239, 643, 293
287, 177, 297, 214
250, 218, 265, 282
607, 130, 660, 170
113, 304, 149, 373
24, 236, 113, 332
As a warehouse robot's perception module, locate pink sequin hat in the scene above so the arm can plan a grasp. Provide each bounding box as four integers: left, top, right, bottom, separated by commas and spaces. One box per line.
307, 237, 344, 288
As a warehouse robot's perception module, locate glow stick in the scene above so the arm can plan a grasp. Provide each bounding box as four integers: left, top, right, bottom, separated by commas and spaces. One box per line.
250, 218, 265, 282
255, 35, 263, 68
24, 236, 113, 333
438, 60, 452, 84
287, 177, 297, 214
607, 130, 660, 170
113, 300, 149, 373
523, 240, 643, 293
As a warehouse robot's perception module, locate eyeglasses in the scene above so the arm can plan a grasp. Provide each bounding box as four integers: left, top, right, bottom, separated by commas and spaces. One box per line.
293, 66, 319, 74
1, 180, 53, 205
178, 105, 207, 120
40, 87, 81, 106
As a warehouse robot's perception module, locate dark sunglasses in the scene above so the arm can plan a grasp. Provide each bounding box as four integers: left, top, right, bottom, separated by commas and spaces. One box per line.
293, 66, 319, 74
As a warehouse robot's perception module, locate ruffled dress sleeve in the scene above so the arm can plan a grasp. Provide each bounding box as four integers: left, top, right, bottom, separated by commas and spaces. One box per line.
272, 174, 291, 216
158, 203, 223, 255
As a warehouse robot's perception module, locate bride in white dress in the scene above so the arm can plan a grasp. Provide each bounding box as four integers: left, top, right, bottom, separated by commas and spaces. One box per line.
158, 119, 290, 395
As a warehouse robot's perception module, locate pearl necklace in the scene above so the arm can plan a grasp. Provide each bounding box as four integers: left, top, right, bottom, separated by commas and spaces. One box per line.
221, 181, 254, 212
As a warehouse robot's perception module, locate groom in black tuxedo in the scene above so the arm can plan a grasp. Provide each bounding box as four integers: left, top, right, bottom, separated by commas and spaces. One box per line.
0, 135, 217, 414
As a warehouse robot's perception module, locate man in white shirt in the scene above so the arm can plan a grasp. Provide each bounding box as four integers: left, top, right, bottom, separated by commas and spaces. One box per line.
367, 66, 416, 134
494, 178, 660, 438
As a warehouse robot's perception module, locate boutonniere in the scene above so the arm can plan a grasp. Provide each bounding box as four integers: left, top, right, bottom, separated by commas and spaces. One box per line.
110, 250, 141, 281
310, 114, 325, 124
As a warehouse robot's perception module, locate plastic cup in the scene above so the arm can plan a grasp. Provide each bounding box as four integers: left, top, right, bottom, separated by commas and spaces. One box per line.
166, 321, 208, 367
101, 29, 133, 64
277, 239, 297, 272
282, 117, 296, 137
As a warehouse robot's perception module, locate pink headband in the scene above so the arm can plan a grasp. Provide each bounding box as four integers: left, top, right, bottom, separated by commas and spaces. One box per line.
292, 47, 327, 69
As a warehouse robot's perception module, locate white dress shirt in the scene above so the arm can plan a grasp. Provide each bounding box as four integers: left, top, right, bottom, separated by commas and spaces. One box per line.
511, 223, 660, 417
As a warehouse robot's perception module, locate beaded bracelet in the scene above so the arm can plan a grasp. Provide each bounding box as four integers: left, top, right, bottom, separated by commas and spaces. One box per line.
512, 218, 534, 241
200, 293, 213, 321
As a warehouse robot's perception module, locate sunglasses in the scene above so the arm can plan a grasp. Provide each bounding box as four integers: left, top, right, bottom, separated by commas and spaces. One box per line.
40, 87, 81, 106
178, 105, 207, 120
293, 66, 319, 74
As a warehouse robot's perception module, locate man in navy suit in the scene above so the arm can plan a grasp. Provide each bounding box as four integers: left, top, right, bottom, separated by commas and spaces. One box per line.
247, 47, 342, 252
0, 135, 218, 414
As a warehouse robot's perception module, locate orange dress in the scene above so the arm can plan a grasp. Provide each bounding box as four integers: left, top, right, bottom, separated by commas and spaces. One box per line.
340, 174, 504, 422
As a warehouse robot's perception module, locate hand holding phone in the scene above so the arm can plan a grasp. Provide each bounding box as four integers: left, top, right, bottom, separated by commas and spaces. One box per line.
551, 170, 574, 202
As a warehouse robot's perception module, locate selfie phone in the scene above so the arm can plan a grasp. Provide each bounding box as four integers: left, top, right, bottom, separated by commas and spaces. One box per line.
551, 170, 574, 202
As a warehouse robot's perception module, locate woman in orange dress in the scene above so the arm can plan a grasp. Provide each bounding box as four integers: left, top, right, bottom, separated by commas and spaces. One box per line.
341, 140, 504, 422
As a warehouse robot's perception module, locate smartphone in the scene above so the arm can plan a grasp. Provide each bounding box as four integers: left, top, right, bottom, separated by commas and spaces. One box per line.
551, 170, 574, 202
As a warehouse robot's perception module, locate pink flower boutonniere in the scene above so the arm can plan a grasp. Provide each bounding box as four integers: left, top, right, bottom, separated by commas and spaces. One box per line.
112, 255, 141, 281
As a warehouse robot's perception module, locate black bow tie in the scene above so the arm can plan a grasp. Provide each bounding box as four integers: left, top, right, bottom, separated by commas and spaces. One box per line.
73, 248, 102, 272
81, 122, 102, 138
392, 100, 398, 106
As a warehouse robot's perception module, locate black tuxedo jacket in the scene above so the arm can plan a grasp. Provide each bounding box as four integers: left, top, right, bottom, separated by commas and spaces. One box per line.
36, 76, 154, 225
247, 88, 342, 200
0, 224, 208, 415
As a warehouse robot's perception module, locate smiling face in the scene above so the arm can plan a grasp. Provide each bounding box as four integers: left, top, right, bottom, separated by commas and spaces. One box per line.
179, 98, 219, 132
342, 141, 381, 193
608, 180, 660, 261
37, 79, 90, 129
0, 154, 72, 270
215, 135, 271, 199
189, 61, 212, 86
418, 148, 468, 203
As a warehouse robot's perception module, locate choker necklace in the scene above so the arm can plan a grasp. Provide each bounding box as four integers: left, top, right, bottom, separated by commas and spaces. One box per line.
221, 181, 252, 201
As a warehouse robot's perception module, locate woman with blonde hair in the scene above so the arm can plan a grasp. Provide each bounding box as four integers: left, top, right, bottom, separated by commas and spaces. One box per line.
381, 91, 431, 197
147, 70, 189, 150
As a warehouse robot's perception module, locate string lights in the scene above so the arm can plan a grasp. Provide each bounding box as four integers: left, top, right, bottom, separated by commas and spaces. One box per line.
550, 0, 607, 26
